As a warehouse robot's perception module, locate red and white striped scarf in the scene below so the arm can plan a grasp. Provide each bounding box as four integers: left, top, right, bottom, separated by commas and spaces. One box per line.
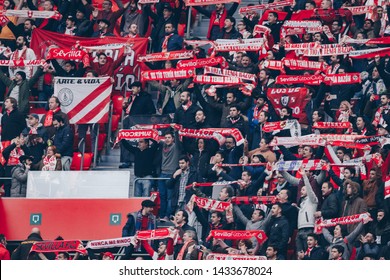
42, 156, 57, 171
314, 213, 372, 234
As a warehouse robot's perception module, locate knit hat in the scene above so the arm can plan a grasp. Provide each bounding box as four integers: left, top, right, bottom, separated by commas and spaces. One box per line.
16, 71, 26, 80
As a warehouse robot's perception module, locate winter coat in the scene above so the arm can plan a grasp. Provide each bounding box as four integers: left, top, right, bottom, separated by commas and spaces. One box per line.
11, 163, 29, 197
298, 175, 318, 229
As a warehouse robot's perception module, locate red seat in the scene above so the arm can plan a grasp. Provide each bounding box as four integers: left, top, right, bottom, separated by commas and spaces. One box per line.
112, 95, 124, 115
97, 133, 106, 152
70, 152, 93, 170
111, 114, 120, 132
73, 134, 92, 153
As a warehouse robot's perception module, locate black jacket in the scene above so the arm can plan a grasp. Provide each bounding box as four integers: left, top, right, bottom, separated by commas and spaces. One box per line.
303, 246, 327, 260
21, 125, 48, 165
53, 125, 74, 157
173, 103, 201, 129
11, 233, 51, 260
125, 91, 156, 116
321, 191, 340, 219
265, 215, 290, 255
0, 109, 26, 141
122, 139, 158, 177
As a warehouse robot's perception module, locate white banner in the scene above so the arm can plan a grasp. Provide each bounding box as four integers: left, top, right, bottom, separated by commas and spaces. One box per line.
53, 77, 112, 124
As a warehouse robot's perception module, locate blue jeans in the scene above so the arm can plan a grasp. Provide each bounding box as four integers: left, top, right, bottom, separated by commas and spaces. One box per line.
158, 173, 173, 218
134, 176, 152, 197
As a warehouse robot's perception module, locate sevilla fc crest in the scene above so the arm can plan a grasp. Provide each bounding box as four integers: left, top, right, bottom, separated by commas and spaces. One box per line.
281, 95, 289, 107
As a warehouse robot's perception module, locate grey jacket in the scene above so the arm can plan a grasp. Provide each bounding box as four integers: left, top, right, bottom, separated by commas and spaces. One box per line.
298, 175, 318, 229
11, 163, 29, 197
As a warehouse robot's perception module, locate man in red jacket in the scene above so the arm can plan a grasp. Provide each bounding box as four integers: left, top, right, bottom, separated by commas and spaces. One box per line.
0, 234, 10, 260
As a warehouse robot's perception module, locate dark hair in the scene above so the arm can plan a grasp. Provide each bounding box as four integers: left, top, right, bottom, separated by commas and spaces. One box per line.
164, 131, 174, 138
24, 18, 36, 27
229, 104, 241, 111
179, 155, 190, 163
0, 234, 5, 243
335, 224, 348, 238
57, 252, 70, 259
5, 97, 17, 109
242, 170, 252, 177
221, 186, 234, 198
332, 245, 344, 255
215, 151, 225, 159
313, 109, 325, 120
254, 209, 265, 218
211, 211, 223, 219
177, 210, 188, 223
225, 16, 236, 26
345, 167, 356, 176
307, 233, 318, 241
323, 181, 334, 191
281, 106, 292, 116
85, 69, 98, 77
253, 154, 266, 163
53, 115, 65, 124
225, 135, 236, 144
332, 19, 343, 28
64, 61, 76, 68
7, 0, 16, 9
269, 11, 278, 19
267, 244, 279, 252
336, 147, 347, 154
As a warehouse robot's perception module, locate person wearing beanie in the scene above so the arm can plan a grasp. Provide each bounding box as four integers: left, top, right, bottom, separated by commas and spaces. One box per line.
0, 65, 44, 115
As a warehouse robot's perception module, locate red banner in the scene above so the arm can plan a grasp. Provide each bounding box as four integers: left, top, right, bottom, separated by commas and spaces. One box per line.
46, 48, 88, 61
137, 50, 194, 62
284, 59, 324, 71
0, 14, 9, 27
231, 196, 277, 205
207, 230, 267, 243
30, 240, 87, 254
0, 60, 43, 67
204, 66, 257, 82
116, 129, 160, 143
176, 57, 227, 69
239, 0, 293, 13
185, 0, 240, 6
141, 68, 195, 81
30, 29, 148, 95
275, 75, 323, 85
136, 228, 177, 240
194, 75, 243, 85
312, 122, 352, 129
267, 87, 309, 119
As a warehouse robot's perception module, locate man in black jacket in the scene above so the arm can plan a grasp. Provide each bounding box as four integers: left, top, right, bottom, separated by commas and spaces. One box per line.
166, 155, 197, 212
52, 115, 74, 170
1, 97, 26, 141
219, 16, 242, 39
262, 203, 290, 258
11, 228, 52, 260
121, 138, 158, 197
226, 105, 249, 138
297, 233, 327, 260
314, 181, 340, 219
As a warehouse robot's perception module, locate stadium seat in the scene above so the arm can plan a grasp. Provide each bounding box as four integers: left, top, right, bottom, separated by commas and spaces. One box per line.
112, 95, 124, 115
111, 114, 120, 132
97, 133, 106, 152
70, 152, 93, 170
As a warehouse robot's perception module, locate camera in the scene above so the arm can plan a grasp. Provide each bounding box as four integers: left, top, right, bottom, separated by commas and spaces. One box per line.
194, 245, 202, 250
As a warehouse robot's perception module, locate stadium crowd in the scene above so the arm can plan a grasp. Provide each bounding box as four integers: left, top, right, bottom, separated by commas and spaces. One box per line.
0, 0, 390, 260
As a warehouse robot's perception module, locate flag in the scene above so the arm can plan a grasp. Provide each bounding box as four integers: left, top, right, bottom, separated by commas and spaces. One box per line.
53, 77, 112, 124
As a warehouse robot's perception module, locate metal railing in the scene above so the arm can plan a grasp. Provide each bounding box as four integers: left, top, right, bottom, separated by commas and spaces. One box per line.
132, 177, 170, 197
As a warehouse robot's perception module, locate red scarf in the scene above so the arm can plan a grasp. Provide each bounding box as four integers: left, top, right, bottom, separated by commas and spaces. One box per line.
42, 155, 57, 171
30, 240, 87, 255
207, 9, 227, 39
44, 108, 61, 127
176, 240, 193, 260
161, 33, 174, 52
8, 147, 24, 166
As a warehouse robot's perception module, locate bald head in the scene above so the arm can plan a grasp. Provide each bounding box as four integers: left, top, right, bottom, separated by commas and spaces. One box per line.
31, 227, 41, 235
